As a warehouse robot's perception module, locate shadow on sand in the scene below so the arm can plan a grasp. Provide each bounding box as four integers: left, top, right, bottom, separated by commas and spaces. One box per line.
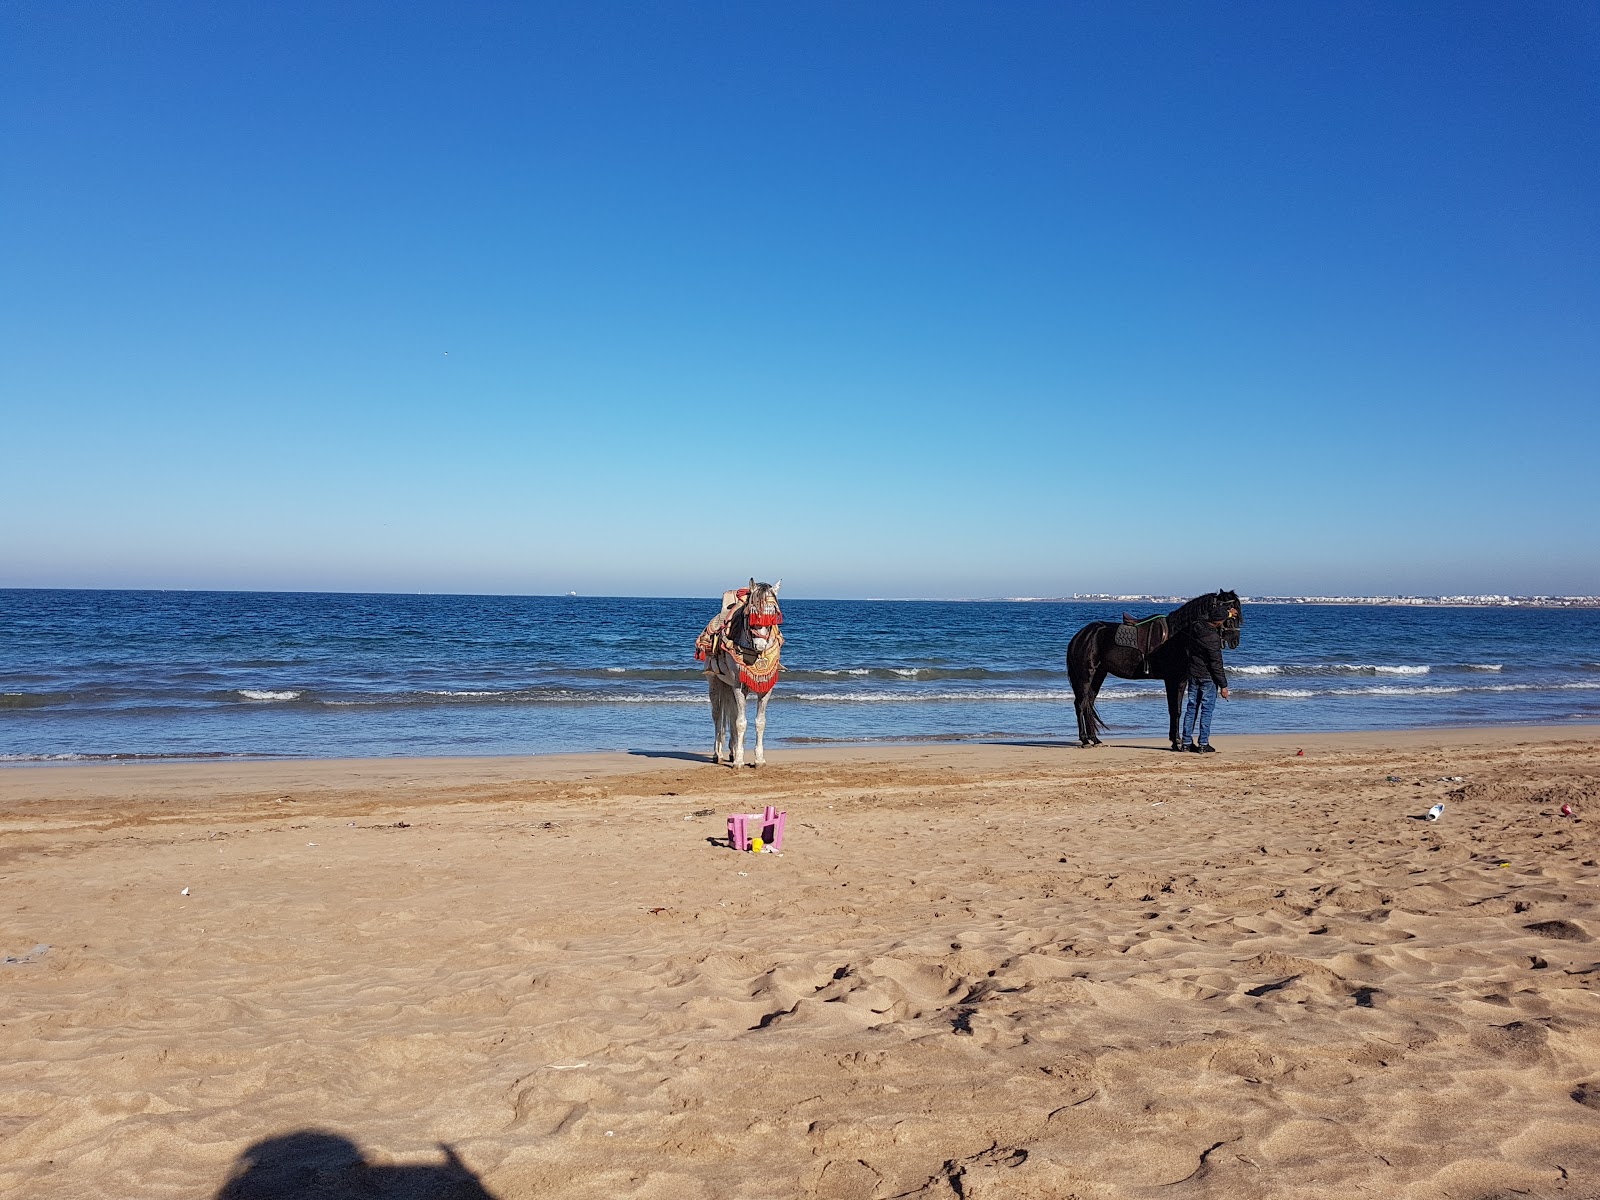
981, 738, 1081, 749
627, 748, 715, 763
983, 738, 1190, 754
215, 1130, 498, 1199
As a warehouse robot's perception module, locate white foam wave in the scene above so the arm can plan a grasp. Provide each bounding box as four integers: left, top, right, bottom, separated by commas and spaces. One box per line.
322, 691, 711, 706
1464, 663, 1504, 671
796, 689, 1084, 703
1229, 664, 1432, 677
1244, 681, 1600, 699
215, 678, 1600, 710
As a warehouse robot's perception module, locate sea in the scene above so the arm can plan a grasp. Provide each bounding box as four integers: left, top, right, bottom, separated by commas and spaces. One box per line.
3, 589, 1599, 763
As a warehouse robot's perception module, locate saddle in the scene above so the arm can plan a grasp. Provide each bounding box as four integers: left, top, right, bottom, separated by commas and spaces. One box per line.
1113, 614, 1170, 658
694, 589, 749, 661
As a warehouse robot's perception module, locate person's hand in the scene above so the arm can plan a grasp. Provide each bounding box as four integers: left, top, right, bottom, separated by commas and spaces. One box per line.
1220, 687, 1230, 700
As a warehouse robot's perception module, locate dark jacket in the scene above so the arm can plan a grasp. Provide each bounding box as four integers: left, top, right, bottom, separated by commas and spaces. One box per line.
1186, 621, 1228, 688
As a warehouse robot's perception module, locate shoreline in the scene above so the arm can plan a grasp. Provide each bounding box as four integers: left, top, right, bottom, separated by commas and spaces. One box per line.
2, 722, 1596, 809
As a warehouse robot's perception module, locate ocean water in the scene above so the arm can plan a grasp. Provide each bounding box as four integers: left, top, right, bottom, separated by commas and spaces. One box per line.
2, 589, 1599, 762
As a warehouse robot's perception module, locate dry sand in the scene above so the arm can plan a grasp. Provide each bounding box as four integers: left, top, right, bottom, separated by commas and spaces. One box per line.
3, 726, 1599, 1199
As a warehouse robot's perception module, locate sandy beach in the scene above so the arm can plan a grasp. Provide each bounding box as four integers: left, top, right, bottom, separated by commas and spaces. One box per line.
3, 726, 1599, 1198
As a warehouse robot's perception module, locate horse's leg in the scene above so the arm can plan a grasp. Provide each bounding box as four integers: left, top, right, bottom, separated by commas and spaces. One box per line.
1165, 676, 1187, 751
1067, 630, 1096, 747
752, 689, 770, 766
731, 687, 749, 767
1070, 667, 1091, 747
1086, 666, 1108, 745
1073, 674, 1093, 746
708, 677, 725, 762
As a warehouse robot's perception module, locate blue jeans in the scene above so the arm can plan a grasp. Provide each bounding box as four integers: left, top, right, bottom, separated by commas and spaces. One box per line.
1181, 679, 1218, 746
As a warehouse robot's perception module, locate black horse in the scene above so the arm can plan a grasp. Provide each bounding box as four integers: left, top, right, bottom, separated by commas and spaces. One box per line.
1065, 591, 1242, 749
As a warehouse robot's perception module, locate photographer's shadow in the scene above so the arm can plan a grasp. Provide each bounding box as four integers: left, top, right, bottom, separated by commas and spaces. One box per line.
216, 1130, 498, 1199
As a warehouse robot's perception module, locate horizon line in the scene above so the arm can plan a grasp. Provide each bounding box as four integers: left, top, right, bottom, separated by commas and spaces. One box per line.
2, 585, 1598, 607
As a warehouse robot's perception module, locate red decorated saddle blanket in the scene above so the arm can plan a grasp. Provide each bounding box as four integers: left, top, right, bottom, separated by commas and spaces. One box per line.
735, 640, 783, 694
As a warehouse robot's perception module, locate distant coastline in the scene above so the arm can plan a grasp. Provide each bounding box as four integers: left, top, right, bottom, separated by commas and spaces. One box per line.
997, 594, 1600, 609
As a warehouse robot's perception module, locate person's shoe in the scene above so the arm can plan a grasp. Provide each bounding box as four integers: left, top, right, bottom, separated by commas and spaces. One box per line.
1172, 742, 1188, 752
1198, 744, 1218, 754
1187, 744, 1202, 753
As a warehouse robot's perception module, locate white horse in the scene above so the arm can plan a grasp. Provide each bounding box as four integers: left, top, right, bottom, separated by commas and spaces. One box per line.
697, 579, 783, 767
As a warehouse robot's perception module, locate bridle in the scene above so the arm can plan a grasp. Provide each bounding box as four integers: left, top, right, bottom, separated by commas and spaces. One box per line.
743, 593, 783, 647
1218, 598, 1242, 649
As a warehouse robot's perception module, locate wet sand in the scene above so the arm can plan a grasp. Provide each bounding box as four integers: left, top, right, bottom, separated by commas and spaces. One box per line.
3, 725, 1599, 1198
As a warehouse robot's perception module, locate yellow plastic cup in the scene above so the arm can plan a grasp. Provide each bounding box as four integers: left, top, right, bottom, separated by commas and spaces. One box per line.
750, 836, 764, 854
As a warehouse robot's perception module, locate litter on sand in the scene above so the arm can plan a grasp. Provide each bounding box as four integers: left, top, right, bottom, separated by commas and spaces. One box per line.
181, 887, 190, 896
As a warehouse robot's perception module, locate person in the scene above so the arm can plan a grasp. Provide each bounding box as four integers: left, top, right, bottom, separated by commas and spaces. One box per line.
1180, 606, 1230, 753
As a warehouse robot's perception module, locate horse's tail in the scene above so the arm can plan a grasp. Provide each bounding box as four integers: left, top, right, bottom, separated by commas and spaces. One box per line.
1066, 623, 1108, 740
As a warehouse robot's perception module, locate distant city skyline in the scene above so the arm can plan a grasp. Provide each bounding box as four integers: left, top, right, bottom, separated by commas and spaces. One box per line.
4, 3, 1596, 599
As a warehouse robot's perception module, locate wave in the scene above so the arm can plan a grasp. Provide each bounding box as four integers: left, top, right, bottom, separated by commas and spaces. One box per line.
0, 692, 67, 710
784, 731, 1041, 744
1230, 662, 1509, 677
536, 665, 1061, 683
317, 689, 708, 707
1236, 681, 1600, 699
789, 689, 1128, 703
14, 675, 1599, 715
0, 750, 283, 763
1229, 664, 1430, 676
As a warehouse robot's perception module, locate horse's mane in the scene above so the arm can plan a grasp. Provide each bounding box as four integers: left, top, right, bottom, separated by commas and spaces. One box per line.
1167, 591, 1224, 628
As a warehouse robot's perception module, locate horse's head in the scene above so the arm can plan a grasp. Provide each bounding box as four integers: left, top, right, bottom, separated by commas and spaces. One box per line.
1214, 589, 1243, 650
741, 578, 783, 651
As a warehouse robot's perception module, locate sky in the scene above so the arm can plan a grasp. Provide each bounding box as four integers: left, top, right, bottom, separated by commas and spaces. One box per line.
3, 1, 1597, 599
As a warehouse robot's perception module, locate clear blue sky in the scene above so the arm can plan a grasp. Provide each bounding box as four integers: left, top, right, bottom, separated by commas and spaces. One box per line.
4, 2, 1596, 598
